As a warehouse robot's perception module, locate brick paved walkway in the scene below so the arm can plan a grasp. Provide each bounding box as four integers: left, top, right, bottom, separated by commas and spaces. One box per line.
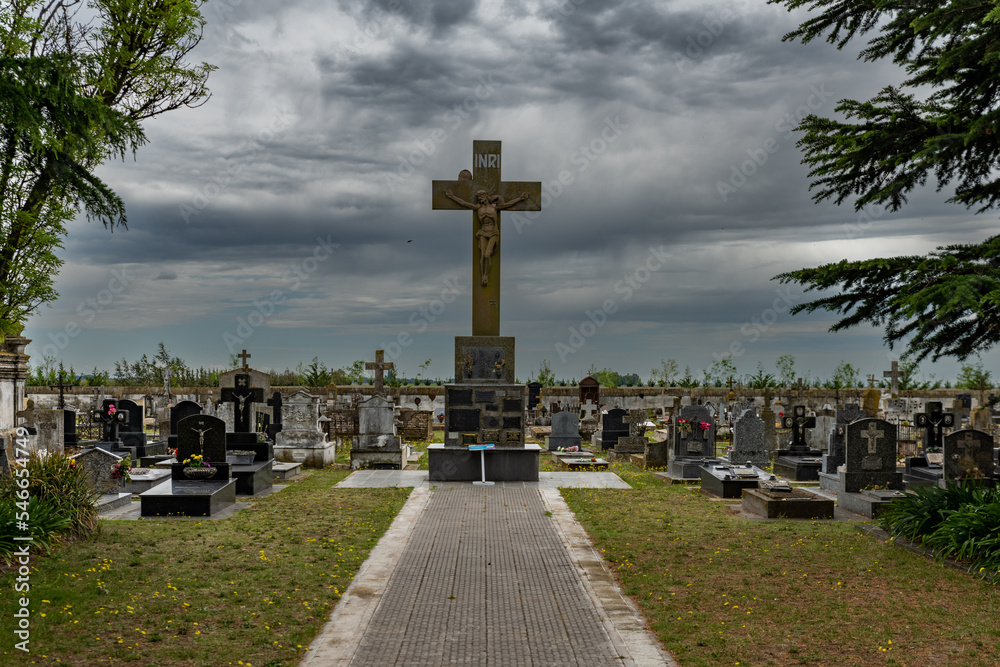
350, 484, 624, 666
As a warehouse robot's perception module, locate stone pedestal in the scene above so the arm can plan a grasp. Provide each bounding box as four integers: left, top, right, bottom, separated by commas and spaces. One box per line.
351, 395, 404, 470
444, 383, 525, 447
427, 444, 540, 482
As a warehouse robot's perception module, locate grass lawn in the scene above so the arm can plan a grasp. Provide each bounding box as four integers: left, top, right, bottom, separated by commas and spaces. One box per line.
1, 468, 410, 667
564, 464, 1000, 666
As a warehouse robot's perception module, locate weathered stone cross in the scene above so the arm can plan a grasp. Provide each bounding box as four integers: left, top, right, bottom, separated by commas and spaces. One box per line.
366, 350, 394, 392
860, 422, 884, 454
581, 399, 598, 420
883, 361, 903, 396
432, 140, 542, 336
238, 349, 251, 371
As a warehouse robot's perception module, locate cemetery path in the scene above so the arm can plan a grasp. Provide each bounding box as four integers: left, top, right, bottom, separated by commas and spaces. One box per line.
303, 479, 672, 666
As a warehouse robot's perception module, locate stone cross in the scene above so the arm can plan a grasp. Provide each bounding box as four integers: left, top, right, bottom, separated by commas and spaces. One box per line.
860, 422, 884, 454
867, 374, 877, 389
432, 140, 543, 336
238, 349, 251, 371
581, 399, 598, 420
162, 367, 173, 399
366, 350, 395, 392
883, 361, 903, 396
220, 373, 264, 433
796, 377, 805, 399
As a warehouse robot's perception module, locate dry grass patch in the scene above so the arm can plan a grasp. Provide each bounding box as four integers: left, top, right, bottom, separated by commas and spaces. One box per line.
563, 465, 1000, 666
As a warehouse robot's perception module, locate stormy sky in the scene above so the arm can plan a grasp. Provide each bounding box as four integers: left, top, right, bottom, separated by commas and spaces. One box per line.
22, 0, 1000, 385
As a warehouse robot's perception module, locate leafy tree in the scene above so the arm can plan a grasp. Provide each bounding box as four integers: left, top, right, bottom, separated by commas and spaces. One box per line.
0, 1, 214, 334
825, 361, 859, 389
592, 367, 620, 388
536, 359, 555, 386
770, 1, 1000, 362
705, 357, 737, 387
650, 358, 679, 387
330, 360, 366, 385
775, 354, 796, 387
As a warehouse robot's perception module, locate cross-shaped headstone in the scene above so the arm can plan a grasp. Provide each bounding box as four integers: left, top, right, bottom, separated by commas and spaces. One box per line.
266, 391, 283, 440
90, 399, 129, 443
915, 401, 954, 450
432, 140, 542, 336
581, 399, 598, 420
366, 350, 395, 393
220, 373, 264, 433
867, 374, 877, 389
781, 405, 816, 449
162, 367, 173, 399
883, 361, 903, 396
237, 349, 251, 371
860, 422, 884, 454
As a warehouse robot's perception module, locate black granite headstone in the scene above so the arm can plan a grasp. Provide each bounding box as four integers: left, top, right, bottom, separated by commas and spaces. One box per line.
221, 373, 264, 433
177, 414, 227, 465
943, 429, 994, 484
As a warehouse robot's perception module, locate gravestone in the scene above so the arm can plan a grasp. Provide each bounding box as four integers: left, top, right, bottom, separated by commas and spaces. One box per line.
840, 418, 902, 493
139, 414, 236, 517
614, 409, 648, 456
266, 392, 283, 441
548, 412, 582, 451
0, 436, 9, 475
176, 414, 227, 469
63, 409, 78, 449
774, 405, 823, 481
168, 400, 203, 450
730, 409, 768, 468
822, 404, 864, 474
760, 396, 777, 452
352, 395, 403, 469
668, 405, 721, 478
862, 388, 881, 418
91, 399, 129, 448
527, 382, 542, 411
398, 409, 434, 441
806, 414, 835, 452
221, 373, 264, 434
597, 408, 628, 451
70, 447, 127, 495
275, 389, 335, 468
916, 401, 954, 451
942, 429, 994, 486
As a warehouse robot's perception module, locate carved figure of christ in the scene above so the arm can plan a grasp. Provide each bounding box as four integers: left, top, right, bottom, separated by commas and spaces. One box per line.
432, 140, 542, 336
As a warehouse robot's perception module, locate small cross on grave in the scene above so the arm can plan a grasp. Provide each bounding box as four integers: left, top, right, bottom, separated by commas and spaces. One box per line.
953, 432, 979, 459
432, 140, 543, 336
49, 370, 68, 410
237, 349, 252, 372
796, 377, 806, 400
781, 405, 816, 449
266, 391, 283, 440
916, 401, 955, 450
860, 422, 884, 454
220, 373, 264, 433
90, 400, 129, 443
867, 374, 877, 389
162, 367, 173, 399
581, 400, 598, 420
883, 361, 903, 396
366, 350, 395, 393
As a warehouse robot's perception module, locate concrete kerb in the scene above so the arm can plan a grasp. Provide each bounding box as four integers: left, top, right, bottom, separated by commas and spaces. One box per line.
539, 487, 677, 666
300, 485, 432, 666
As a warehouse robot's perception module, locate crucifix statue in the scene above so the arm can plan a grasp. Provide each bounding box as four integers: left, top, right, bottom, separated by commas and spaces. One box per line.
366, 350, 395, 393
432, 140, 542, 336
916, 401, 954, 451
221, 373, 264, 433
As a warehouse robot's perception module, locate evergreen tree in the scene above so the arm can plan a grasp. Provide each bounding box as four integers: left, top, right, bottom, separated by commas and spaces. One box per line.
771, 1, 1000, 361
